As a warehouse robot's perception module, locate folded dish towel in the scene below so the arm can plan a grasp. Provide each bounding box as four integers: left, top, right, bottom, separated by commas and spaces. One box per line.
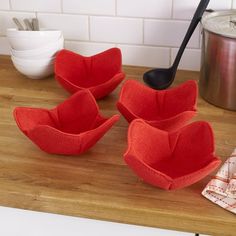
202, 149, 236, 214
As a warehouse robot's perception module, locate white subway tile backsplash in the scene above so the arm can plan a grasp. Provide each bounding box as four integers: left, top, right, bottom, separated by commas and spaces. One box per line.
1, 0, 230, 70
118, 44, 170, 67
0, 36, 10, 54
0, 0, 10, 10
173, 0, 232, 20
144, 20, 200, 48
171, 48, 201, 71
11, 0, 61, 13
232, 0, 236, 8
63, 0, 115, 15
65, 41, 115, 56
90, 16, 143, 44
0, 11, 36, 35
173, 0, 199, 20
117, 0, 172, 19
37, 14, 89, 40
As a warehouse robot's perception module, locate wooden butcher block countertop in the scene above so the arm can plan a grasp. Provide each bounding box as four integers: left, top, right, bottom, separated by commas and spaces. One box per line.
0, 56, 235, 236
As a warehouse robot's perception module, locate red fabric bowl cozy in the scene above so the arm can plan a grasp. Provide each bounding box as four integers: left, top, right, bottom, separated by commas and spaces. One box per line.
124, 119, 221, 190
13, 90, 120, 155
117, 80, 198, 131
55, 48, 125, 99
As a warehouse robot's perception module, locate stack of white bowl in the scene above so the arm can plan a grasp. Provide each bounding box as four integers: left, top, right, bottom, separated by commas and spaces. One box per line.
7, 28, 64, 79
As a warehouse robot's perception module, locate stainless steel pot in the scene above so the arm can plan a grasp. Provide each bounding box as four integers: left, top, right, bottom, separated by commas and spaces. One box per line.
200, 11, 236, 111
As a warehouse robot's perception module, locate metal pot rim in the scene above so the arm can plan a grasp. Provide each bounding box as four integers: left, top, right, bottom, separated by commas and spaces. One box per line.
201, 10, 236, 39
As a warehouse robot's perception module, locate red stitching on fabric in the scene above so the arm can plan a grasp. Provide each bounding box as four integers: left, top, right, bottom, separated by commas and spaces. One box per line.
208, 192, 232, 207
213, 176, 229, 183
207, 185, 225, 192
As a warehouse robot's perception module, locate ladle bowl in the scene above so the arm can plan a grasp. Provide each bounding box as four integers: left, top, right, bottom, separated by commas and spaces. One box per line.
143, 0, 210, 90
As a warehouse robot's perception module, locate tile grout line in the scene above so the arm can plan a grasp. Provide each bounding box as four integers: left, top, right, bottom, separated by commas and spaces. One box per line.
0, 8, 193, 22
171, 0, 174, 19
64, 39, 201, 51
142, 18, 144, 45
8, 0, 12, 10
60, 0, 63, 13
115, 0, 117, 16
114, 16, 118, 48
114, 0, 118, 50
64, 40, 200, 49
0, 9, 61, 14
88, 16, 91, 41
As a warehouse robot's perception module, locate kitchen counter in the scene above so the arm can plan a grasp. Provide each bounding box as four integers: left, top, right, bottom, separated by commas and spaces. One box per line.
0, 55, 235, 236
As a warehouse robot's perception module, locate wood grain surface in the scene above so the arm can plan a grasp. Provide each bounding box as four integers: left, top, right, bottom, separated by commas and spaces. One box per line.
0, 55, 235, 235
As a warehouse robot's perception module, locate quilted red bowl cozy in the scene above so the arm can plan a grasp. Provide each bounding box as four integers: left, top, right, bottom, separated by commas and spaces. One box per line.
124, 119, 221, 190
55, 48, 125, 99
14, 90, 119, 155
117, 80, 197, 131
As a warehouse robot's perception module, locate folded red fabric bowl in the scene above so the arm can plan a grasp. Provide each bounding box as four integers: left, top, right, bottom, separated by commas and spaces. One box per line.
124, 119, 221, 190
55, 48, 125, 99
13, 90, 120, 155
117, 80, 197, 131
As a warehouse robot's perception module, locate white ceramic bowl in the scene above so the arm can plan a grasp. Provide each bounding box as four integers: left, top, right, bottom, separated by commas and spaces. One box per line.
7, 28, 62, 38
11, 55, 55, 79
12, 55, 55, 66
11, 35, 64, 59
7, 28, 62, 50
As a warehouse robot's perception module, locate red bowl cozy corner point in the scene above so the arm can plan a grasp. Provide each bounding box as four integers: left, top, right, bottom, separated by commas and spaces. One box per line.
13, 90, 120, 155
55, 48, 125, 99
124, 119, 221, 190
117, 80, 198, 131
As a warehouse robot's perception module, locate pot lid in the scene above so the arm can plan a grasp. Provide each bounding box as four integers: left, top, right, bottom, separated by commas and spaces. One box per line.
202, 10, 236, 38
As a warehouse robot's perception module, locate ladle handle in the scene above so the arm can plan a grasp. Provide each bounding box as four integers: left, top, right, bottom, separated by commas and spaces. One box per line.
173, 0, 210, 69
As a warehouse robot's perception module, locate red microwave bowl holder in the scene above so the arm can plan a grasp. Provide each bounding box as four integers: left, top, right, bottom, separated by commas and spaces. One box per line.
55, 48, 125, 99
124, 119, 221, 190
117, 80, 198, 131
13, 90, 120, 155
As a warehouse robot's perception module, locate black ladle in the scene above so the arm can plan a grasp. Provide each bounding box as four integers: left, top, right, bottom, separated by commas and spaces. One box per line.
143, 0, 210, 90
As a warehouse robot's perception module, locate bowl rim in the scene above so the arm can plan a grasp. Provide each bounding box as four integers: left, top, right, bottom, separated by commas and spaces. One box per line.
7, 28, 62, 38
7, 28, 62, 33
10, 36, 64, 54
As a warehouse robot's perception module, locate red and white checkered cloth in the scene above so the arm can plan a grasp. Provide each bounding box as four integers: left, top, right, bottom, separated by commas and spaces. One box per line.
202, 149, 236, 214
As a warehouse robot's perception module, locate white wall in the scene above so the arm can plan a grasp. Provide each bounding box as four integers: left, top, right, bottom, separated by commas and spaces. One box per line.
0, 0, 235, 70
